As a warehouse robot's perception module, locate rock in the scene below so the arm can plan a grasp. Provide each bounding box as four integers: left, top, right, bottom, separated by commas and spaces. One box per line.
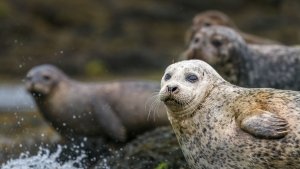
93, 127, 187, 169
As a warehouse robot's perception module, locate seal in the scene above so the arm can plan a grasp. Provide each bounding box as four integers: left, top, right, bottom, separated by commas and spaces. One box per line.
25, 64, 169, 142
185, 10, 279, 45
159, 60, 300, 169
182, 25, 300, 90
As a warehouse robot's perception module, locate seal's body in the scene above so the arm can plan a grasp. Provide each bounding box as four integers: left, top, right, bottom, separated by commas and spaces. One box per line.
183, 26, 300, 90
160, 60, 300, 169
25, 65, 168, 142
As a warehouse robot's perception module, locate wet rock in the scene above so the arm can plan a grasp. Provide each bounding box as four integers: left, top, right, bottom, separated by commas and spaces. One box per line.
94, 126, 187, 169
0, 111, 61, 164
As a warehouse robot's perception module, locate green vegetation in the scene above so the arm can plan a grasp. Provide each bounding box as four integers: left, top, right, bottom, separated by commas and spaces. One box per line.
85, 60, 106, 77
155, 162, 168, 169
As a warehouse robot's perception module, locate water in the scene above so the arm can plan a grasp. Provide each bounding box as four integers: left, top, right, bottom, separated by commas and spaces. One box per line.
1, 146, 87, 169
0, 84, 36, 112
0, 84, 112, 169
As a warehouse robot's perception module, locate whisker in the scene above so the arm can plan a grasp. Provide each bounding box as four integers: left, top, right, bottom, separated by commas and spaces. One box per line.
145, 92, 160, 112
151, 98, 164, 121
146, 92, 162, 121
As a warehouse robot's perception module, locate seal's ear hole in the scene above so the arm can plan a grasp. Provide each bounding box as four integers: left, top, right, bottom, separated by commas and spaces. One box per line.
164, 73, 172, 81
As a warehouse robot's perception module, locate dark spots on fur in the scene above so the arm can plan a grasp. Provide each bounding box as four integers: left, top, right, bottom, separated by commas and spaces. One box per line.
202, 127, 207, 134
167, 61, 300, 169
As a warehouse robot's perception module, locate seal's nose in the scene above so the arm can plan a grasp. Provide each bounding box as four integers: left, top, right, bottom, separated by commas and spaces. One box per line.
167, 85, 179, 94
24, 76, 34, 90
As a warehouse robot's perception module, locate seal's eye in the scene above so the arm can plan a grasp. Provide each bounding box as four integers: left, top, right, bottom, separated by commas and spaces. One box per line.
211, 39, 222, 48
186, 74, 198, 83
193, 37, 200, 43
164, 73, 171, 81
42, 75, 51, 81
203, 22, 211, 27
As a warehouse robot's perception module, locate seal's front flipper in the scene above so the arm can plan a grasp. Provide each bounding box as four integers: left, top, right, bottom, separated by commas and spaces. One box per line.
92, 100, 127, 142
238, 109, 289, 139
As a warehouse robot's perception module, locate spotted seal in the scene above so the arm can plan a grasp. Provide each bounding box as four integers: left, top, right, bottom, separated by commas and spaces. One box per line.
182, 25, 300, 90
160, 60, 300, 169
185, 10, 279, 45
25, 64, 168, 142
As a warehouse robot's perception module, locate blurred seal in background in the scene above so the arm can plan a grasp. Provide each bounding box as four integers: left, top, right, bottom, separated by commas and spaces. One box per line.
185, 10, 279, 45
25, 64, 169, 142
182, 26, 300, 90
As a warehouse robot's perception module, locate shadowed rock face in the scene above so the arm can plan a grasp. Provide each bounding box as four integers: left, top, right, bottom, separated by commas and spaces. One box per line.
93, 127, 187, 169
185, 10, 279, 45
183, 26, 300, 90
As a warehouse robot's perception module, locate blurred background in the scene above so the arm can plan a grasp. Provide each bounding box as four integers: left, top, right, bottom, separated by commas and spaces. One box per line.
1, 0, 300, 165
1, 0, 300, 81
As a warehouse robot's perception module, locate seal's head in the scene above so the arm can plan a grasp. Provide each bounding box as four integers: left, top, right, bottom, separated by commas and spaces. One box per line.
159, 60, 223, 118
186, 10, 237, 44
192, 11, 236, 29
183, 26, 246, 65
25, 64, 67, 97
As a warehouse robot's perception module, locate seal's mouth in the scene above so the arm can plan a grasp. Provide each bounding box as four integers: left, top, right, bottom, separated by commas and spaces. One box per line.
26, 83, 49, 97
162, 95, 187, 107
31, 91, 45, 98
164, 98, 182, 105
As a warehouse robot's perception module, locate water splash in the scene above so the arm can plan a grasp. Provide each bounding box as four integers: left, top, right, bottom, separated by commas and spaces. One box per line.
1, 145, 86, 169
93, 158, 111, 169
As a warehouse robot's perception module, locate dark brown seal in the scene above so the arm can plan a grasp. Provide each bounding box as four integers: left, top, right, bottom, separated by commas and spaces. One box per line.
25, 64, 168, 142
183, 25, 300, 90
185, 10, 279, 45
160, 60, 300, 169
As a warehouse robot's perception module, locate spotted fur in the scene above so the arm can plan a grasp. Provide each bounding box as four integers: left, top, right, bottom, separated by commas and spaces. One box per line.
183, 26, 300, 90
160, 60, 300, 169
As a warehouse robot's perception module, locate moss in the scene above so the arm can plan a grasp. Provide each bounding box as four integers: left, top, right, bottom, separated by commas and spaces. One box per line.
85, 60, 107, 77
0, 1, 11, 18
155, 162, 169, 169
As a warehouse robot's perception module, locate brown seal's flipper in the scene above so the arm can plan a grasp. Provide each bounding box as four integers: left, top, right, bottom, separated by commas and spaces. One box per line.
237, 109, 289, 139
92, 100, 127, 142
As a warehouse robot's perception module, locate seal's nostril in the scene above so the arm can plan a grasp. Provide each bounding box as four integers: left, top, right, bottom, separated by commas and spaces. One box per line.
171, 86, 178, 92
167, 85, 179, 93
